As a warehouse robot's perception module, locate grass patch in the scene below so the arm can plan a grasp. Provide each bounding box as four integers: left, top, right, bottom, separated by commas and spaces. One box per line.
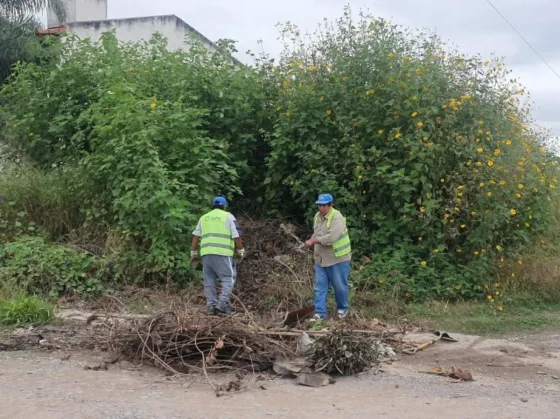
354, 286, 560, 336
404, 300, 560, 336
0, 295, 55, 327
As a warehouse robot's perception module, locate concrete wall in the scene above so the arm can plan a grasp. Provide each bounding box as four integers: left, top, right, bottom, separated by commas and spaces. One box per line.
66, 15, 217, 52
47, 0, 107, 27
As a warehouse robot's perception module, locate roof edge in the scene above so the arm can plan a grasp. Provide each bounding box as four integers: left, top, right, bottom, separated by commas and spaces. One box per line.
65, 14, 217, 49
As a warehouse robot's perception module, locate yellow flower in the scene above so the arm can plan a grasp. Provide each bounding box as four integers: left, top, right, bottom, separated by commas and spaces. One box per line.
517, 259, 523, 265
505, 140, 512, 146
487, 192, 492, 197
420, 206, 425, 213
423, 87, 429, 92
275, 106, 281, 112
471, 211, 477, 216
172, 178, 178, 183
417, 121, 424, 127
358, 175, 363, 180
387, 52, 395, 58
497, 306, 503, 312
496, 245, 502, 251
479, 182, 485, 187
490, 298, 495, 303
478, 120, 484, 126
433, 249, 439, 253
518, 184, 524, 189
476, 161, 483, 167
478, 129, 484, 134
411, 112, 418, 117
442, 104, 448, 109
460, 224, 466, 229
499, 180, 506, 185
455, 285, 462, 290
326, 109, 332, 116
494, 149, 501, 156
440, 178, 445, 183
487, 160, 495, 167
516, 193, 521, 198
457, 192, 463, 197
418, 236, 423, 241
395, 131, 402, 139
378, 129, 384, 135
510, 209, 517, 216
458, 185, 463, 190
412, 96, 418, 100
477, 147, 484, 153
420, 261, 427, 267
308, 65, 317, 71
456, 249, 462, 253
525, 223, 530, 228
474, 250, 479, 255
150, 103, 157, 109
486, 295, 492, 300
366, 89, 375, 96
319, 96, 324, 102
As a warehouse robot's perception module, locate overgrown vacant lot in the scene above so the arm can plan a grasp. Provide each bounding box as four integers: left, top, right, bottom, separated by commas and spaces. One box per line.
1, 6, 560, 418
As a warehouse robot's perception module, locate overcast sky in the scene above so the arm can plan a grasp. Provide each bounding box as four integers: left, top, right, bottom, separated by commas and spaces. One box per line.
105, 0, 560, 136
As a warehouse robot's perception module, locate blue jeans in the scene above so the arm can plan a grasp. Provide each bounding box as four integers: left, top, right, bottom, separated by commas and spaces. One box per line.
314, 261, 350, 318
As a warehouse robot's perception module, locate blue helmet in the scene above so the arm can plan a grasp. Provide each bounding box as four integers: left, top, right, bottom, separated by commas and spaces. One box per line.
315, 193, 334, 205
212, 196, 228, 207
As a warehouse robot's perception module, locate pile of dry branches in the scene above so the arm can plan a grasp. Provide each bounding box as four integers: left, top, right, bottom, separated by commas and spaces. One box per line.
235, 219, 315, 314
99, 310, 298, 375
90, 308, 404, 378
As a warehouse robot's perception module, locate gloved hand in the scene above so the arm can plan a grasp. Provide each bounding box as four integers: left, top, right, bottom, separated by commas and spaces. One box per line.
236, 248, 245, 261
190, 250, 199, 262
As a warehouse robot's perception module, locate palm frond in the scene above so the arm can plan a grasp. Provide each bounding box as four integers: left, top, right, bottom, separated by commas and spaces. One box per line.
0, 0, 66, 22
0, 11, 41, 82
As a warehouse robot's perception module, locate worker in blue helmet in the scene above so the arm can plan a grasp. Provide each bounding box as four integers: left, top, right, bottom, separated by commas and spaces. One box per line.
191, 196, 245, 315
305, 193, 352, 322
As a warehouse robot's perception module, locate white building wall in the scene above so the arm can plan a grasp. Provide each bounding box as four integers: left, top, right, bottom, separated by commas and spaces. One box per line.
47, 0, 107, 27
66, 15, 217, 52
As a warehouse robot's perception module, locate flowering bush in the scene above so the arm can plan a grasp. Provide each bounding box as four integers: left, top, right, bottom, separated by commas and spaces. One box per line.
263, 9, 560, 299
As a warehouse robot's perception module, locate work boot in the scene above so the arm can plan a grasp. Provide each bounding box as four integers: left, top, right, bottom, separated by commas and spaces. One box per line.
215, 302, 232, 316
207, 305, 217, 315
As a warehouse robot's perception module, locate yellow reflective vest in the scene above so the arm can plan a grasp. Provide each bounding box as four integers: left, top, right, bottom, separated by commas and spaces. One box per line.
314, 209, 351, 258
199, 209, 235, 257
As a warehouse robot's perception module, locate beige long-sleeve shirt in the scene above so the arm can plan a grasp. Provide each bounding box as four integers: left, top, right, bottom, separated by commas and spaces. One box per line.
312, 209, 352, 267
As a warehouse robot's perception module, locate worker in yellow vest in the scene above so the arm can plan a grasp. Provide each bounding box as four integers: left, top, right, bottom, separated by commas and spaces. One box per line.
305, 193, 351, 321
191, 196, 245, 315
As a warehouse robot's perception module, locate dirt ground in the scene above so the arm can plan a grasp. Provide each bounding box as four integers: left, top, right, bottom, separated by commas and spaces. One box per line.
2, 329, 560, 419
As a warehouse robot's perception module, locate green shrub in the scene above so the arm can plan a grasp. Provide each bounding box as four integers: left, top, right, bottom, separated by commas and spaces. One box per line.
0, 32, 268, 279
0, 236, 111, 296
0, 163, 86, 242
0, 295, 55, 327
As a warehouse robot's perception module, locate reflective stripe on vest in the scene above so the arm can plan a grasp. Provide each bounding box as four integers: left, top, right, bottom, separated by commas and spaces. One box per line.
314, 209, 352, 258
199, 209, 235, 257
